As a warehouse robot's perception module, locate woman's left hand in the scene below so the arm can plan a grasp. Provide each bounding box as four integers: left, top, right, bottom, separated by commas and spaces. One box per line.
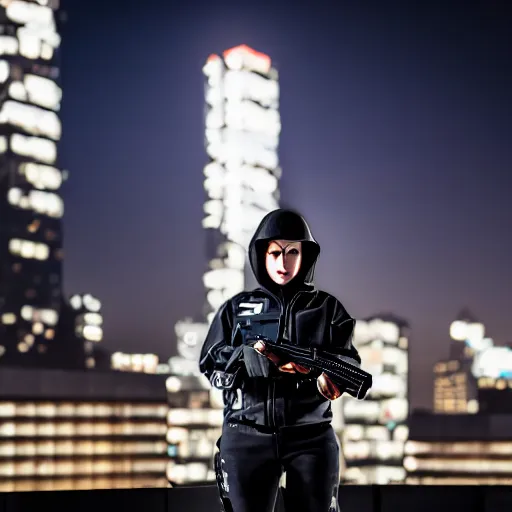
317, 373, 342, 400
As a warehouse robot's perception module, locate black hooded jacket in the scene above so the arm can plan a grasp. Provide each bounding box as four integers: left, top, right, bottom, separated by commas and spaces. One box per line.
199, 209, 361, 429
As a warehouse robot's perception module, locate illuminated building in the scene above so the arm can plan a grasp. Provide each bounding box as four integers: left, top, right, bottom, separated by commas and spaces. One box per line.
165, 319, 222, 486
433, 309, 512, 414
202, 44, 281, 323
166, 324, 224, 485
433, 360, 478, 414
0, 366, 169, 491
166, 322, 223, 485
111, 352, 171, 375
0, 1, 103, 369
166, 44, 282, 486
404, 410, 512, 485
341, 314, 409, 484
416, 310, 512, 484
168, 318, 210, 377
165, 375, 223, 485
169, 44, 282, 372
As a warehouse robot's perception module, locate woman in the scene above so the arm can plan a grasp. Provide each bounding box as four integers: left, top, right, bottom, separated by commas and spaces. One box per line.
199, 209, 361, 512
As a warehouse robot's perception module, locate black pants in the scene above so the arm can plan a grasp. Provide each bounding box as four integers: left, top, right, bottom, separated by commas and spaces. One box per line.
219, 421, 340, 512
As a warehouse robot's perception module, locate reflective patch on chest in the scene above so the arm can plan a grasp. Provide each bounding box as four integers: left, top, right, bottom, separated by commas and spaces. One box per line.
237, 301, 265, 316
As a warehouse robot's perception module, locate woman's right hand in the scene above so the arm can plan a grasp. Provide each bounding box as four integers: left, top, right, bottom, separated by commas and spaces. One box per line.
317, 372, 342, 400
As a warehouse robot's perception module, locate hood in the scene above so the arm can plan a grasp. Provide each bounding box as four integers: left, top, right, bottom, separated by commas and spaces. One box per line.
248, 209, 320, 295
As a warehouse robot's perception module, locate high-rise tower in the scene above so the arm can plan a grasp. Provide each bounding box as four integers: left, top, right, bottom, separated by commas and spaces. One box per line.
166, 45, 281, 486
0, 1, 102, 369
202, 44, 281, 324
170, 44, 282, 372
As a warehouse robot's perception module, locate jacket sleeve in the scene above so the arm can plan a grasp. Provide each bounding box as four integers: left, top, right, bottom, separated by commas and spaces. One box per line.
328, 299, 361, 367
198, 300, 245, 389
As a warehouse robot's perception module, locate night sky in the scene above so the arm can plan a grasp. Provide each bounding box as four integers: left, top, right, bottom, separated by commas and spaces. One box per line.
58, 0, 511, 410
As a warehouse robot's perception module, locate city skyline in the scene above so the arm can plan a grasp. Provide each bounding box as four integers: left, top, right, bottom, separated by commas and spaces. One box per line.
57, 0, 512, 410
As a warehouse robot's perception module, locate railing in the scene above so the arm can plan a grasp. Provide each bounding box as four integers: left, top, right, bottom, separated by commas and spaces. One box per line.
0, 484, 511, 511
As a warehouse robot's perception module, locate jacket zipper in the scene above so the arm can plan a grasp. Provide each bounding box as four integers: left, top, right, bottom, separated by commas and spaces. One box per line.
260, 289, 283, 431
285, 292, 302, 344
269, 290, 303, 429
268, 366, 278, 429
280, 292, 302, 427
267, 380, 275, 430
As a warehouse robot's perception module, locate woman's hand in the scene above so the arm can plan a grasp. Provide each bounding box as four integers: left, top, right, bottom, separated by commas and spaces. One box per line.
278, 361, 311, 374
253, 341, 311, 374
317, 372, 342, 400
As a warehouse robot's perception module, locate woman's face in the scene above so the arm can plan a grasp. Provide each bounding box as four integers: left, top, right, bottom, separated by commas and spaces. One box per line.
265, 240, 302, 285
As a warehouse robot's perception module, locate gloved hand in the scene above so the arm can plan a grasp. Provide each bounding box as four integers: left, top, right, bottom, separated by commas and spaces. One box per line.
253, 341, 311, 375
242, 344, 271, 377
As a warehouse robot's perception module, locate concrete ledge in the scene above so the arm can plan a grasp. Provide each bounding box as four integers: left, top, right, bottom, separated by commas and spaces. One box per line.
0, 484, 511, 512
0, 367, 168, 401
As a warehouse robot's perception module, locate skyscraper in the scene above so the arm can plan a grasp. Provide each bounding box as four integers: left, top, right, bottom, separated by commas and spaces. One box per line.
0, 1, 102, 369
166, 44, 282, 486
170, 44, 282, 370
202, 44, 281, 324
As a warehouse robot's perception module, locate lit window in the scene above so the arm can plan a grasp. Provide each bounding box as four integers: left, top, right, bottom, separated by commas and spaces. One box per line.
0, 101, 61, 140
1, 313, 16, 325
10, 133, 57, 164
17, 342, 29, 353
9, 238, 50, 260
0, 36, 18, 56
27, 219, 41, 233
32, 322, 44, 335
24, 74, 62, 111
